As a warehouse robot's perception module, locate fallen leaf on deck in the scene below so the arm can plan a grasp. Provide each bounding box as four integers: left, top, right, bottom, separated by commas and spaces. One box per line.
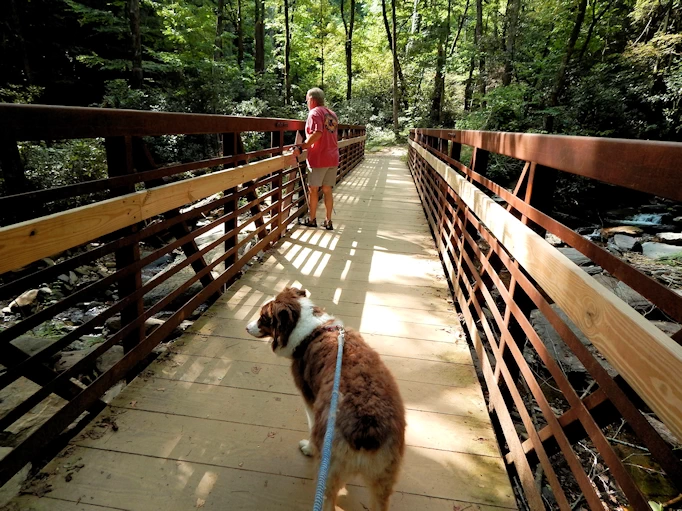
196, 498, 205, 508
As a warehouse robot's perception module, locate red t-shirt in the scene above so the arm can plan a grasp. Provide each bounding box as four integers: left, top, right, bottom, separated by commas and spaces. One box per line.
305, 106, 339, 168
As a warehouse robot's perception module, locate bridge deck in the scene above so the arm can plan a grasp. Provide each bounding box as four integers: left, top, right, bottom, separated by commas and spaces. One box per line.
11, 153, 516, 511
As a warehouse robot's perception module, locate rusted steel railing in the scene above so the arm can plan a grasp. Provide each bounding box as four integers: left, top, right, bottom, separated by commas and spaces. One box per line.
409, 128, 682, 511
0, 104, 365, 486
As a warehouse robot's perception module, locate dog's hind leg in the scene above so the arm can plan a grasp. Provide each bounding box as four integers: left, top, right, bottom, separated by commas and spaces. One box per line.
367, 472, 398, 511
321, 460, 346, 511
299, 403, 316, 456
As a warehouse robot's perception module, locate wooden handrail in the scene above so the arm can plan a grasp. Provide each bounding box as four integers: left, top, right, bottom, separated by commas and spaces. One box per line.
0, 135, 366, 274
410, 137, 682, 447
0, 104, 366, 141
412, 128, 682, 202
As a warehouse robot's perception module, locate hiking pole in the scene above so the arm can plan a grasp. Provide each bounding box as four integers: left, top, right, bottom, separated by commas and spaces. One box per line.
297, 163, 311, 225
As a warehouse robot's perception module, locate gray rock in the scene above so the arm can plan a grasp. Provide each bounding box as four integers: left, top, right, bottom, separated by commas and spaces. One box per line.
673, 216, 682, 225
545, 233, 562, 247
651, 321, 681, 337
581, 266, 603, 275
530, 305, 617, 376
54, 350, 93, 372
69, 271, 78, 285
558, 247, 591, 266
612, 234, 641, 252
105, 315, 122, 332
145, 317, 166, 335
641, 242, 682, 259
96, 346, 124, 374
58, 274, 70, 283
10, 335, 54, 356
658, 232, 682, 246
592, 274, 652, 310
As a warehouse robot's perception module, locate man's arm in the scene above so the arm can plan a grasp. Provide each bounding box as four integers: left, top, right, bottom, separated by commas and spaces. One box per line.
301, 131, 322, 150
293, 130, 322, 157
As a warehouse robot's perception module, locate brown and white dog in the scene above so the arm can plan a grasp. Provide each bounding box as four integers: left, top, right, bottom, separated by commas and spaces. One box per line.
245, 287, 406, 511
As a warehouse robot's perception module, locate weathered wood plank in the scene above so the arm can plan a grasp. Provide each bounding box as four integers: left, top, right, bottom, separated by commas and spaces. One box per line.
173, 333, 474, 365
24, 447, 515, 510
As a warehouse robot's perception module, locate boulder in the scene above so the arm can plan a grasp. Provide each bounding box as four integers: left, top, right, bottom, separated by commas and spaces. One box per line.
558, 247, 591, 266
592, 274, 652, 310
545, 233, 562, 247
657, 232, 682, 246
54, 350, 94, 373
10, 336, 54, 356
145, 317, 166, 335
96, 346, 124, 374
530, 305, 617, 376
601, 225, 643, 238
612, 234, 641, 252
673, 216, 682, 225
641, 242, 682, 259
15, 289, 39, 307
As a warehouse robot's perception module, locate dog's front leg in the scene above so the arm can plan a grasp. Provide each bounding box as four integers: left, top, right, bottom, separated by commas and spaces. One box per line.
299, 403, 316, 457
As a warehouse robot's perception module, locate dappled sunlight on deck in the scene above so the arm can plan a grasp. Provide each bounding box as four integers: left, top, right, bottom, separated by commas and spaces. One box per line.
11, 154, 516, 511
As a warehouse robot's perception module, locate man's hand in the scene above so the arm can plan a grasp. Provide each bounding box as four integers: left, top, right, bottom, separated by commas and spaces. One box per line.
291, 145, 303, 157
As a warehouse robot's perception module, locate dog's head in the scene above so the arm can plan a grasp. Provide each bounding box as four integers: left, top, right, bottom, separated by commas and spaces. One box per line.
246, 287, 318, 358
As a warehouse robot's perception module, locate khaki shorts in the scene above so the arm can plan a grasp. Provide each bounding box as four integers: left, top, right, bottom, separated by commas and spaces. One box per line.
307, 166, 338, 187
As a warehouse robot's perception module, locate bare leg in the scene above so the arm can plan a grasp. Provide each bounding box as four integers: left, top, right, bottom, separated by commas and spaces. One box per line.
309, 185, 319, 220
321, 185, 333, 221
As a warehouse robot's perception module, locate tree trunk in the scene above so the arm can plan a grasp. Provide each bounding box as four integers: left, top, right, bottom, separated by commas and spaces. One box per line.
237, 0, 244, 67
341, 0, 356, 100
284, 0, 291, 104
255, 0, 265, 73
406, 0, 420, 56
431, 43, 446, 125
9, 0, 32, 84
392, 0, 399, 133
502, 0, 520, 86
464, 56, 475, 110
431, 0, 451, 124
382, 0, 402, 128
544, 0, 588, 132
475, 0, 485, 100
128, 0, 143, 89
215, 0, 226, 61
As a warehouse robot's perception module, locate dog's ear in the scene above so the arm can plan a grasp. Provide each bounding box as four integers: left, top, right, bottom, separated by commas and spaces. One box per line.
300, 288, 311, 298
272, 301, 296, 347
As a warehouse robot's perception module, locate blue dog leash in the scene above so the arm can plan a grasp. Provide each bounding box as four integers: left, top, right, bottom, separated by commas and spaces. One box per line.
312, 327, 345, 511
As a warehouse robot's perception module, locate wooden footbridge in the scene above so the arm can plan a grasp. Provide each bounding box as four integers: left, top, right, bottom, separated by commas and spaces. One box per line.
0, 105, 681, 510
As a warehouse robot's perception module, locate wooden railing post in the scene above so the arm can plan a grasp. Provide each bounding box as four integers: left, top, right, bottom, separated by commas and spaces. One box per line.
104, 136, 144, 354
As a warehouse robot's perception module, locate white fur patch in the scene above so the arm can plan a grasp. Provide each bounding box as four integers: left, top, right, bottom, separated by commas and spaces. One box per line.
274, 297, 332, 359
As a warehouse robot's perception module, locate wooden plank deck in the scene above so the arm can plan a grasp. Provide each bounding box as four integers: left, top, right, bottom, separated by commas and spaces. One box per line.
9, 153, 517, 511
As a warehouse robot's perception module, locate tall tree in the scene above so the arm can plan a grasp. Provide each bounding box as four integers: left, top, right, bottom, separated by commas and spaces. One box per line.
128, 0, 143, 89
502, 0, 520, 85
544, 0, 588, 131
475, 0, 485, 98
391, 0, 398, 132
284, 0, 292, 104
340, 0, 356, 100
431, 0, 452, 124
255, 0, 265, 72
215, 0, 226, 61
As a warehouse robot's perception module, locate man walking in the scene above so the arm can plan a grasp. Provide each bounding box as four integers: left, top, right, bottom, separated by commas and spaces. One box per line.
293, 88, 339, 230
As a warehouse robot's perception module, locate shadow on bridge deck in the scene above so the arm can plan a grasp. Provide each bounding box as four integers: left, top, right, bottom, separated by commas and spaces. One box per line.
9, 154, 516, 511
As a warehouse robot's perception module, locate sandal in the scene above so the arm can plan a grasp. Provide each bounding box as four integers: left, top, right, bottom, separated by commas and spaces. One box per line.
323, 219, 333, 230
302, 217, 317, 227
